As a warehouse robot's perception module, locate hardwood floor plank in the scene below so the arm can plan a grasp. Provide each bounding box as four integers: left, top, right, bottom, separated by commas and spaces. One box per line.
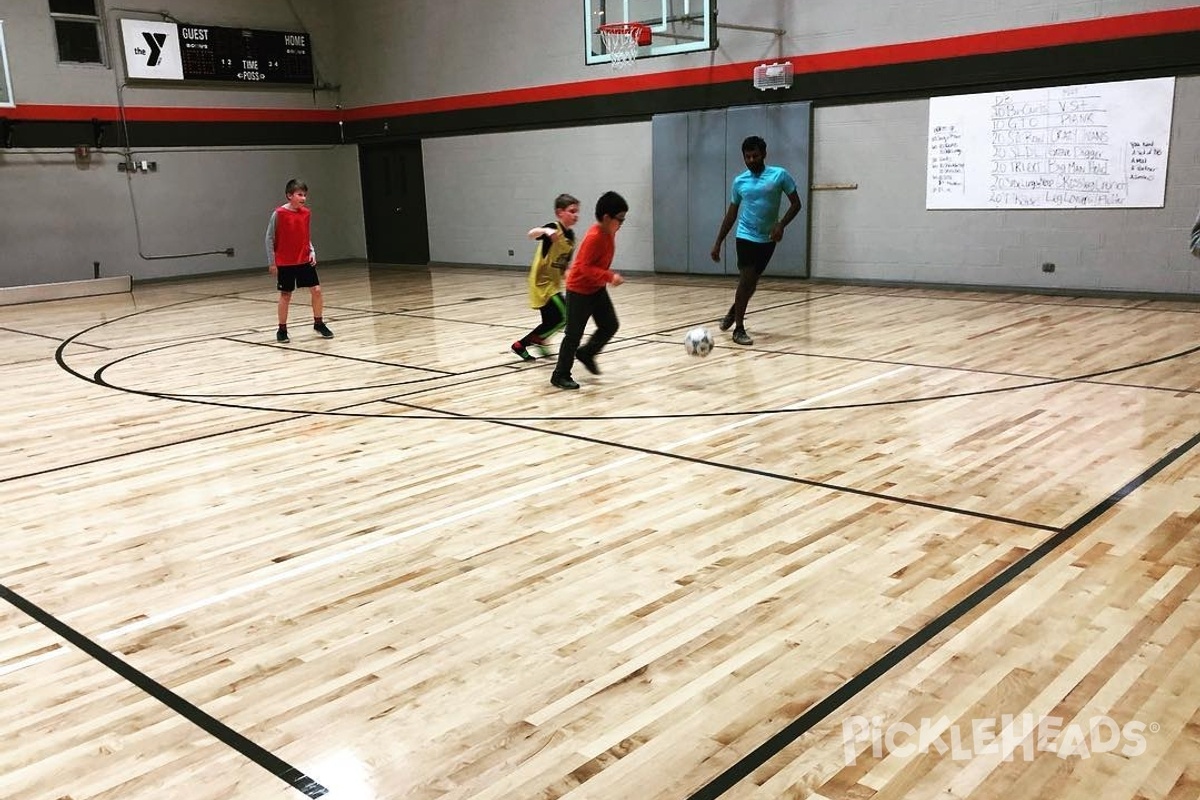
1, 266, 1196, 799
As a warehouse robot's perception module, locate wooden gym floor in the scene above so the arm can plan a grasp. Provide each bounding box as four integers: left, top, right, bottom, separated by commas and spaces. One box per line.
1, 264, 1198, 800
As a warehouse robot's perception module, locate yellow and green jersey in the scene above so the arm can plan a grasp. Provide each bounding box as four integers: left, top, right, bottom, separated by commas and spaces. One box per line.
529, 222, 575, 308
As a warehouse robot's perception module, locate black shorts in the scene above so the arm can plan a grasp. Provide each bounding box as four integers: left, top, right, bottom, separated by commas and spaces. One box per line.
276, 264, 320, 292
735, 239, 777, 276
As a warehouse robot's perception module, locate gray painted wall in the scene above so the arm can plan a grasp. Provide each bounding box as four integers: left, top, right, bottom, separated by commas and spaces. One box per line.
809, 80, 1200, 293
2, 0, 1198, 293
423, 124, 653, 272
0, 0, 361, 288
333, 0, 1199, 106
333, 0, 1200, 294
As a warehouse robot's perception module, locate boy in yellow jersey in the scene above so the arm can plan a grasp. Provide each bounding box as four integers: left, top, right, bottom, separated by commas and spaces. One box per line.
512, 194, 580, 360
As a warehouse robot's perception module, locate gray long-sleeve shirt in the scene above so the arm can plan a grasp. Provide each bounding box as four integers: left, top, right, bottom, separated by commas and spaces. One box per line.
1192, 207, 1200, 258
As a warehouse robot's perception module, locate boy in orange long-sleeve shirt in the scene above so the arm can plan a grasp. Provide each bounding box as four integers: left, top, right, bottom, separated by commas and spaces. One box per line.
550, 191, 628, 390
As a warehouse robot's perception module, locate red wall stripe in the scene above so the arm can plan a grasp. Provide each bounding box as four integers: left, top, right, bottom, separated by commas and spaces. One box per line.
345, 6, 1200, 120
4, 7, 1198, 125
3, 105, 341, 123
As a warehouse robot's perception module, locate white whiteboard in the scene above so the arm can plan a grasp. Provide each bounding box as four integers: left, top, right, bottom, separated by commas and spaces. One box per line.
927, 77, 1174, 209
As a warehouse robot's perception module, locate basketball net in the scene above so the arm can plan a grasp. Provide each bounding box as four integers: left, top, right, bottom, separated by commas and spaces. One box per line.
600, 24, 642, 71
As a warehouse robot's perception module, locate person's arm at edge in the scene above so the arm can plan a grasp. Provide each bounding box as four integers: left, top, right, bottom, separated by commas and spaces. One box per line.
771, 189, 803, 242
711, 203, 739, 261
265, 210, 278, 273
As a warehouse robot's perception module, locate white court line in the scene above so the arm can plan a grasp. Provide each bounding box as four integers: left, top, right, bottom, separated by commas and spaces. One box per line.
1, 366, 910, 677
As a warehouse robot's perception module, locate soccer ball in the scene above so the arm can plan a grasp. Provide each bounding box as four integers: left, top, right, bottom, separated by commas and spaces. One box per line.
684, 327, 714, 357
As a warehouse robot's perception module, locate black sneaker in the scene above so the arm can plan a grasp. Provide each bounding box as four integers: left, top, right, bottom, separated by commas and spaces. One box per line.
276, 328, 290, 343
511, 341, 534, 362
719, 311, 735, 331
576, 351, 600, 375
551, 374, 580, 390
313, 321, 334, 339
732, 329, 754, 346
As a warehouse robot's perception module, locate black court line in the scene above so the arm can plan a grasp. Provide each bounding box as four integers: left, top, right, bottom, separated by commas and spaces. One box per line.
227, 337, 456, 375
0, 414, 297, 485
1081, 378, 1200, 396
55, 286, 1200, 409
684, 427, 1200, 799
0, 583, 328, 798
384, 397, 1059, 532
69, 298, 1200, 407
82, 337, 1200, 421
57, 283, 1200, 414
0, 325, 110, 347
28, 274, 1195, 790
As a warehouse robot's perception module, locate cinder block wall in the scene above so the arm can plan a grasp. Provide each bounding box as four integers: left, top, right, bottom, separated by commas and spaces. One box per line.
424, 125, 654, 273
809, 79, 1200, 293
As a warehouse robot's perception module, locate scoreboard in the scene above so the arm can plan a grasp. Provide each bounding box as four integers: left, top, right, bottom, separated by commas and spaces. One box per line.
178, 25, 314, 84
120, 19, 315, 85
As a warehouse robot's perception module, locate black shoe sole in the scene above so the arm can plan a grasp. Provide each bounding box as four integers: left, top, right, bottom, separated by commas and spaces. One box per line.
576, 353, 600, 375
551, 376, 580, 390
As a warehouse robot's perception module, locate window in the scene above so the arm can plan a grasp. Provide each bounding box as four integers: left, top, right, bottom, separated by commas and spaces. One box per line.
49, 0, 106, 65
1, 21, 14, 106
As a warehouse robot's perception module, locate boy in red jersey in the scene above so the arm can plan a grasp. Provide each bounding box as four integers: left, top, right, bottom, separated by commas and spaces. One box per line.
266, 179, 333, 343
550, 191, 628, 390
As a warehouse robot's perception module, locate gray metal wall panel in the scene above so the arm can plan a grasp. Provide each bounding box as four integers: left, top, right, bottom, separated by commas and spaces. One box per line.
655, 103, 812, 276
767, 102, 812, 278
723, 106, 770, 276
652, 112, 690, 273
687, 110, 729, 275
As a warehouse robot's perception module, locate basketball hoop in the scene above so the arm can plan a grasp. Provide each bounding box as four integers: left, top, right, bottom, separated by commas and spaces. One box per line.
599, 22, 651, 71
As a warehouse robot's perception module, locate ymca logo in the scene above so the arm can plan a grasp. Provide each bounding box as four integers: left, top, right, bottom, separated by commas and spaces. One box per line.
120, 19, 183, 80
140, 31, 167, 67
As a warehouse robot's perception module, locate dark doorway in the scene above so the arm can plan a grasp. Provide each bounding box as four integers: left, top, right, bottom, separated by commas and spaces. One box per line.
359, 141, 430, 265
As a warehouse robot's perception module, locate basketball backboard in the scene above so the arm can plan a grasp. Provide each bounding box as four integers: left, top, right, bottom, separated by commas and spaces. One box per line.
584, 0, 716, 66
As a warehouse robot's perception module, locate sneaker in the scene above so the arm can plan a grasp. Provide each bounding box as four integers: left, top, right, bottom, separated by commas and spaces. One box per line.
551, 374, 580, 390
313, 321, 334, 339
276, 328, 290, 343
576, 351, 600, 375
732, 329, 754, 346
532, 342, 552, 358
511, 341, 534, 362
719, 311, 735, 331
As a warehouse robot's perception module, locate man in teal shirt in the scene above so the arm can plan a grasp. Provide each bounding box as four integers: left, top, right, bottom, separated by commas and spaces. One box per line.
711, 136, 803, 345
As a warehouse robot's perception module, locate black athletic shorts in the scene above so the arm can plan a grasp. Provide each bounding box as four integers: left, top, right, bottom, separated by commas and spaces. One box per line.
276, 264, 320, 292
735, 239, 777, 276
